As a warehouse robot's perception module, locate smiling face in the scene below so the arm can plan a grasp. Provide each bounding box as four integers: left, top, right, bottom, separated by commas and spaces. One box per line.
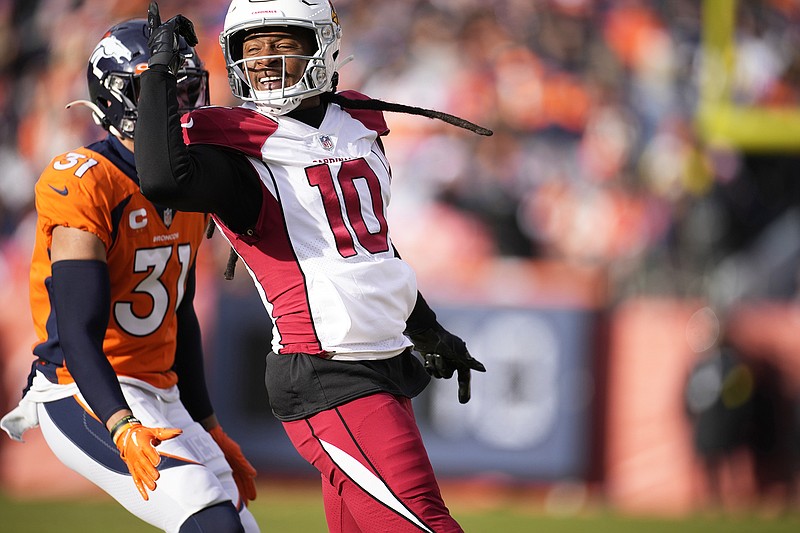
241, 26, 317, 92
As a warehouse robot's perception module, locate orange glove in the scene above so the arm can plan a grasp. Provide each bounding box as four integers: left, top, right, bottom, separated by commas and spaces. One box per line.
112, 416, 182, 501
209, 425, 257, 505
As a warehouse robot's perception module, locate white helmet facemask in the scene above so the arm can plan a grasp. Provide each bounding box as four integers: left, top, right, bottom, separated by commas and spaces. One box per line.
229, 50, 332, 115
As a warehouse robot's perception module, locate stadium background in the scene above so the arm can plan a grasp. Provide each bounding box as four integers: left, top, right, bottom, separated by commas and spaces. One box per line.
1, 0, 800, 521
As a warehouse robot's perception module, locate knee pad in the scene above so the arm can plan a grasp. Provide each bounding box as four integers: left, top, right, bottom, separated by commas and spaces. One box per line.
179, 501, 244, 533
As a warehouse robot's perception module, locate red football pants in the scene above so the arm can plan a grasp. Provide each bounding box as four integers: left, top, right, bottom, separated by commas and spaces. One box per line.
282, 393, 463, 533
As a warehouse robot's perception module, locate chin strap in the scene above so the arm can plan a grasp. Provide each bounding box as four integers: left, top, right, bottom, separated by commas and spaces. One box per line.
66, 99, 127, 139
336, 54, 354, 71
65, 99, 101, 112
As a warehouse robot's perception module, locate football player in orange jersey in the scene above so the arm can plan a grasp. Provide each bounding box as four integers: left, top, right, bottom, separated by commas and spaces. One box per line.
0, 19, 259, 533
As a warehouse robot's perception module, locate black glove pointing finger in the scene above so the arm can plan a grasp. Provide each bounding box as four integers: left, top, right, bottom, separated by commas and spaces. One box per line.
146, 1, 198, 75
407, 324, 486, 404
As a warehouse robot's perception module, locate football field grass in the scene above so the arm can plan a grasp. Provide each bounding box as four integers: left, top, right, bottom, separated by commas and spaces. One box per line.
2, 480, 800, 532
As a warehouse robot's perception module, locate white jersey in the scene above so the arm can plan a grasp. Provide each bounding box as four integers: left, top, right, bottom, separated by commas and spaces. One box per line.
182, 92, 416, 359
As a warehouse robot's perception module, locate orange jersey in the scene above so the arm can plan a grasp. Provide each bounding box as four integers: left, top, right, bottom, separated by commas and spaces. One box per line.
29, 137, 208, 389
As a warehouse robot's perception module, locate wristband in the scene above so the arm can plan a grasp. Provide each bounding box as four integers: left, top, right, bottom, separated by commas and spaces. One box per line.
109, 415, 141, 443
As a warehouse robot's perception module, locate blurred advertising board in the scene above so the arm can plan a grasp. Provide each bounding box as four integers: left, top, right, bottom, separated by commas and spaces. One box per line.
413, 305, 600, 480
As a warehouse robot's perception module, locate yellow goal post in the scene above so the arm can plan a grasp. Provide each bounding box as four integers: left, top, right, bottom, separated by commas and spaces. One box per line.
697, 0, 800, 152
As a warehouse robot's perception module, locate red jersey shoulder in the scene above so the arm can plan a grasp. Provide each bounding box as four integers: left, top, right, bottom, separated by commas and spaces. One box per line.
182, 106, 278, 158
337, 90, 389, 137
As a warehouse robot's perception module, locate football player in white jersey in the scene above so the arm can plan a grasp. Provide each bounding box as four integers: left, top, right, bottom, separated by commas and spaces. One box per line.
0, 18, 259, 533
136, 2, 488, 532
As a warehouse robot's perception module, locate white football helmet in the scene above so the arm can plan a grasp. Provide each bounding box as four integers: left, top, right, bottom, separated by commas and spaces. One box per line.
220, 0, 342, 115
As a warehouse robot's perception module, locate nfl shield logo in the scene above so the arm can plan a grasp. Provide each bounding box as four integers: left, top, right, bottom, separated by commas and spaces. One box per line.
162, 208, 173, 228
319, 135, 334, 151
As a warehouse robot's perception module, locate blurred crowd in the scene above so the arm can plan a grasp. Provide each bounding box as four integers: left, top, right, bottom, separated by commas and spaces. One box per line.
3, 0, 800, 510
2, 0, 800, 305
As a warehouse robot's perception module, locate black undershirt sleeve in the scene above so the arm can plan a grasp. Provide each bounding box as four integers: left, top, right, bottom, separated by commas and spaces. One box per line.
51, 260, 128, 426
172, 265, 214, 422
136, 64, 262, 233
405, 291, 439, 333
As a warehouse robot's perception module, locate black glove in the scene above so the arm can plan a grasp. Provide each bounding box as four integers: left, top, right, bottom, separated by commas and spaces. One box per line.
406, 324, 486, 404
146, 1, 198, 75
